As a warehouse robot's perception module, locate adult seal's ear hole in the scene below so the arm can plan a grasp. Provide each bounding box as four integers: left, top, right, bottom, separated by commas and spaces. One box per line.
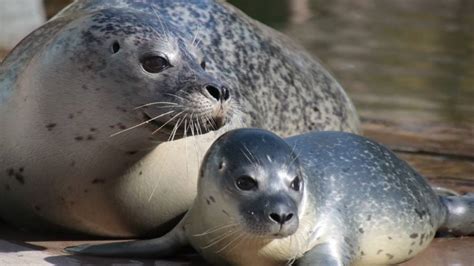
111, 41, 120, 54
200, 60, 206, 70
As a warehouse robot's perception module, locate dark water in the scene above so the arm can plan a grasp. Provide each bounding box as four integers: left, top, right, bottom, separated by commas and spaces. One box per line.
230, 0, 474, 126
45, 0, 474, 125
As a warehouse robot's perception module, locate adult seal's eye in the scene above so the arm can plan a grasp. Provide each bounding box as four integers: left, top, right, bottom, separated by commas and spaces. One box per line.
200, 60, 206, 70
235, 175, 258, 191
141, 56, 171, 73
290, 176, 301, 191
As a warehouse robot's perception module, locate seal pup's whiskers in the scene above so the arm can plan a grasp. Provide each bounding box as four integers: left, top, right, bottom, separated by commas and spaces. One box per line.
134, 102, 178, 109
285, 143, 302, 170
110, 110, 174, 137
202, 229, 239, 250
225, 234, 247, 253
194, 222, 239, 237
241, 144, 261, 166
216, 232, 246, 254
240, 148, 255, 165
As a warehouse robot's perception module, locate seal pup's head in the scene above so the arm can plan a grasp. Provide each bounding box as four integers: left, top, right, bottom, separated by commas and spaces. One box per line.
40, 8, 238, 146
197, 128, 305, 240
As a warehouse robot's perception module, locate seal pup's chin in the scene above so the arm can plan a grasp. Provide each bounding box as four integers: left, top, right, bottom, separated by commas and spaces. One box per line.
241, 217, 299, 240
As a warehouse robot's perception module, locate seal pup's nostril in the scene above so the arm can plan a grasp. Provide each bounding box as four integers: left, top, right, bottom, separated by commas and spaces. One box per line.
269, 212, 294, 225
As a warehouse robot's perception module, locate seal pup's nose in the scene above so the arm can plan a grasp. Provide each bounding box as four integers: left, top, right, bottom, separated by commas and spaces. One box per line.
205, 84, 230, 102
269, 211, 294, 225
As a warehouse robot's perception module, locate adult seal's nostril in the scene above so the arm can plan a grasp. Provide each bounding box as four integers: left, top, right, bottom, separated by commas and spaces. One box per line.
204, 84, 230, 102
221, 86, 230, 101
269, 212, 294, 225
205, 84, 221, 101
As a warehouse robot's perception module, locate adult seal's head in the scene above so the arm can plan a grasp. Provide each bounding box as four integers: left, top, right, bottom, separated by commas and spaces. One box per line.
43, 9, 236, 144
0, 7, 239, 236
196, 129, 304, 239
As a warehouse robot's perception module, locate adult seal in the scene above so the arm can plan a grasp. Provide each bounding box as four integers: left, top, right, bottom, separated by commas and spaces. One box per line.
67, 129, 474, 265
0, 0, 359, 237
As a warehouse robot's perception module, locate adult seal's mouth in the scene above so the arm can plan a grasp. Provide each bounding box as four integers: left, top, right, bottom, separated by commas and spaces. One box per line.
135, 84, 234, 140
140, 106, 230, 140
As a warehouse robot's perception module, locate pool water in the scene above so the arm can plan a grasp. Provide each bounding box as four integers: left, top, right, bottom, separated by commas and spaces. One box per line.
229, 0, 474, 126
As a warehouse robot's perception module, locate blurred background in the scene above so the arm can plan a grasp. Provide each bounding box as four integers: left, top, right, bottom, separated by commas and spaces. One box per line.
1, 0, 473, 127
0, 1, 473, 264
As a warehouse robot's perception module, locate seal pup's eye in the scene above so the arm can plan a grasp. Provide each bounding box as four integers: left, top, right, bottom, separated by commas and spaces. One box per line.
111, 41, 120, 54
235, 175, 258, 191
141, 56, 171, 73
290, 176, 301, 191
200, 60, 206, 70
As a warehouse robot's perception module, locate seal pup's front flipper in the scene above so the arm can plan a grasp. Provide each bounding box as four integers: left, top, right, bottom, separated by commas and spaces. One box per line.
65, 219, 188, 258
296, 241, 353, 266
438, 193, 474, 236
431, 186, 460, 197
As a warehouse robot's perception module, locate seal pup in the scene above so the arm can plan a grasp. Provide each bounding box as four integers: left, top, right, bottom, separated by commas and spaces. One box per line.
66, 129, 474, 265
0, 0, 359, 237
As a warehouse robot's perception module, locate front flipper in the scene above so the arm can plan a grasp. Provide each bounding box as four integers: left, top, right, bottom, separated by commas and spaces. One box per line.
65, 222, 188, 258
296, 242, 353, 266
432, 186, 460, 197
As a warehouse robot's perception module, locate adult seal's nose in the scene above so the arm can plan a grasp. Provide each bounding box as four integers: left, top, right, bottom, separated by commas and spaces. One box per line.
204, 84, 230, 102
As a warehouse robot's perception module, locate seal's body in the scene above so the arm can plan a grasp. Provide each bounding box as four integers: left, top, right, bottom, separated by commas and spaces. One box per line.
67, 129, 474, 265
0, 0, 358, 237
